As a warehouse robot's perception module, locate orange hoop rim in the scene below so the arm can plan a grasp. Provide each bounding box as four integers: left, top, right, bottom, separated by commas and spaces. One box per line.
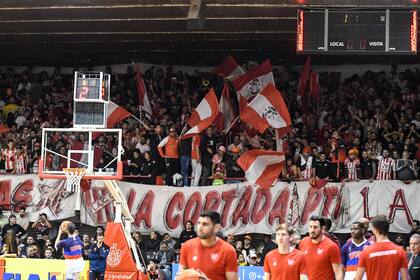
38, 160, 123, 180
63, 168, 86, 175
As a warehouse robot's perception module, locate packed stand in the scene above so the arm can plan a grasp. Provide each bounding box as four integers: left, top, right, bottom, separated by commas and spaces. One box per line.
0, 205, 419, 279
0, 65, 419, 185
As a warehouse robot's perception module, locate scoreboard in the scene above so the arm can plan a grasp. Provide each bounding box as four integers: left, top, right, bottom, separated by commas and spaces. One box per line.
73, 71, 110, 128
297, 9, 417, 54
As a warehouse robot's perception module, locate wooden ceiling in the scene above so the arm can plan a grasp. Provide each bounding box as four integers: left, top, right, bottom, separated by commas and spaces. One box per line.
0, 0, 418, 66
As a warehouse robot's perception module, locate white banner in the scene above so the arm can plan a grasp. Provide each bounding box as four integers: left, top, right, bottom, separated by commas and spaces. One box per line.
1, 176, 419, 236
0, 175, 77, 221
83, 180, 419, 235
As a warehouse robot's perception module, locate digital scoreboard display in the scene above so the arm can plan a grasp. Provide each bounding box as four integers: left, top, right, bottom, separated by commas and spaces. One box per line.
74, 102, 106, 127
75, 78, 102, 100
297, 9, 417, 54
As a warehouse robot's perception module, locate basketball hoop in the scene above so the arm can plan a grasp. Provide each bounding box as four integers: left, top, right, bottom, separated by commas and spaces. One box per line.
63, 168, 86, 192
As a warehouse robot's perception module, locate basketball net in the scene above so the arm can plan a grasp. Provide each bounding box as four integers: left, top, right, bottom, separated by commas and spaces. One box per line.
63, 168, 86, 192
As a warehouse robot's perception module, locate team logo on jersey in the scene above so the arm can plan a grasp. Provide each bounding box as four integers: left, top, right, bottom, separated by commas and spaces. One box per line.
273, 262, 277, 266
210, 253, 219, 262
317, 248, 324, 255
288, 259, 295, 266
193, 256, 198, 261
107, 243, 122, 267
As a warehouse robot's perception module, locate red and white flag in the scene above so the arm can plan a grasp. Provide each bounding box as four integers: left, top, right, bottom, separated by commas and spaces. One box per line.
237, 150, 285, 189
309, 71, 321, 100
239, 83, 291, 134
135, 64, 153, 119
297, 57, 311, 98
232, 60, 274, 103
214, 83, 235, 130
215, 55, 245, 80
92, 101, 131, 140
181, 88, 218, 139
107, 101, 131, 128
244, 125, 261, 149
187, 88, 218, 127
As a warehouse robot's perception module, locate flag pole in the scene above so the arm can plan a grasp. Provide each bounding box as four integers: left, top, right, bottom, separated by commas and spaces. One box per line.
139, 105, 142, 127
179, 123, 189, 138
224, 116, 239, 134
131, 112, 150, 130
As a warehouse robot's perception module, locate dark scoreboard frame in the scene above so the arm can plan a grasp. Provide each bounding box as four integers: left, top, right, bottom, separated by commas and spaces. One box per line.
296, 9, 417, 55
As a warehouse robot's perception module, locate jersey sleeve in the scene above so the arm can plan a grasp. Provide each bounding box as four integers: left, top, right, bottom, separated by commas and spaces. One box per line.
179, 241, 189, 267
399, 248, 408, 269
340, 242, 349, 266
224, 245, 238, 272
263, 252, 272, 273
298, 254, 308, 275
358, 250, 366, 268
56, 238, 68, 250
329, 243, 342, 264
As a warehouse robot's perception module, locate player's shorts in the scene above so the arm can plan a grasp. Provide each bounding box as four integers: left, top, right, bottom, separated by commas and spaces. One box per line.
65, 257, 85, 278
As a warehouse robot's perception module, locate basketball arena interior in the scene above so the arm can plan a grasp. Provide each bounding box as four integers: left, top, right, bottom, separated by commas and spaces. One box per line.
0, 0, 419, 279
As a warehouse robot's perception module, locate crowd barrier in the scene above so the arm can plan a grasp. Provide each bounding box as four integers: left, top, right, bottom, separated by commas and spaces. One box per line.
0, 258, 89, 280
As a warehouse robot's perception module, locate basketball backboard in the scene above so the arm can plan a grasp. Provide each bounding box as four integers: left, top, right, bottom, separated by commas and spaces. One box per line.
39, 128, 123, 180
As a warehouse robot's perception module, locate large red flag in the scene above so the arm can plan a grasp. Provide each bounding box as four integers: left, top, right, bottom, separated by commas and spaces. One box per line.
310, 71, 321, 100
215, 55, 245, 80
135, 64, 153, 119
107, 101, 131, 128
182, 89, 219, 139
187, 88, 219, 127
297, 57, 311, 111
237, 150, 285, 189
239, 84, 291, 134
232, 60, 274, 104
214, 83, 235, 130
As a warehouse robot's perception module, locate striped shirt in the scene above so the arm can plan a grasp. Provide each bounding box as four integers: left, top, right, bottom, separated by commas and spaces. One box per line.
57, 236, 83, 259
298, 155, 313, 180
376, 157, 395, 180
3, 148, 16, 170
344, 158, 360, 180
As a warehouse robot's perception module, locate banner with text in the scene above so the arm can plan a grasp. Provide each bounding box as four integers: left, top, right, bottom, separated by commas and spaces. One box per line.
0, 176, 419, 234
0, 175, 77, 221
84, 180, 417, 235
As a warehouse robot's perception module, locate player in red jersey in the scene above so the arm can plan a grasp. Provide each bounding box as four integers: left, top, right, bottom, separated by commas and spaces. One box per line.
354, 215, 408, 280
298, 215, 343, 280
179, 211, 238, 280
264, 223, 308, 280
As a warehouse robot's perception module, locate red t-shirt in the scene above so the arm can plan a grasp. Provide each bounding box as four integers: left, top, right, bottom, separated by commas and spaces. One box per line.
358, 241, 408, 280
180, 237, 238, 280
264, 248, 307, 280
298, 236, 341, 280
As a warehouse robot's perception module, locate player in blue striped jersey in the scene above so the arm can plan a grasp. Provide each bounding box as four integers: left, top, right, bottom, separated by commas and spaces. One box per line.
341, 221, 371, 280
55, 221, 85, 280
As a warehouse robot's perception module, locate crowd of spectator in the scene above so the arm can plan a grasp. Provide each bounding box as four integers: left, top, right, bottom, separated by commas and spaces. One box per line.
0, 64, 419, 185
0, 202, 419, 280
